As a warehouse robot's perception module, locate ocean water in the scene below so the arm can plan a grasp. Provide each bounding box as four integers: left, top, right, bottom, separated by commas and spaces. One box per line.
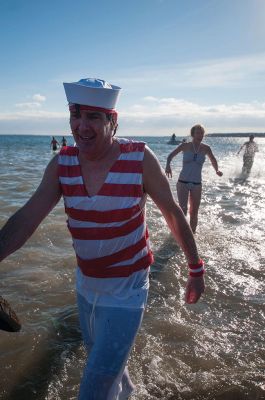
0, 134, 264, 400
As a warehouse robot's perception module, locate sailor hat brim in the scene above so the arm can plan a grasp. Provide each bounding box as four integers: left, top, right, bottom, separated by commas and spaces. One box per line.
63, 78, 121, 110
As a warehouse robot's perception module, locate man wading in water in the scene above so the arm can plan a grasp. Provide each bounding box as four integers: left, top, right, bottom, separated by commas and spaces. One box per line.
237, 134, 259, 175
0, 78, 205, 399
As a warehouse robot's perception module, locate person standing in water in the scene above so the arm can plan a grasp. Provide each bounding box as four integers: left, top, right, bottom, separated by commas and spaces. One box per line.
237, 134, 258, 175
0, 79, 205, 400
165, 124, 223, 233
50, 136, 59, 151
61, 136, 67, 147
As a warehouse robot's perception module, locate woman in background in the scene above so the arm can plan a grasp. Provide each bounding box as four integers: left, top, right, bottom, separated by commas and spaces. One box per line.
165, 124, 223, 233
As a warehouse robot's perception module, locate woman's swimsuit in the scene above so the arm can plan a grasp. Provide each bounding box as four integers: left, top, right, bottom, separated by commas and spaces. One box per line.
178, 150, 206, 189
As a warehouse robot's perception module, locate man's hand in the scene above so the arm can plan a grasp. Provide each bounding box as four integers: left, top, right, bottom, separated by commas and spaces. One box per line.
0, 296, 21, 332
185, 276, 205, 304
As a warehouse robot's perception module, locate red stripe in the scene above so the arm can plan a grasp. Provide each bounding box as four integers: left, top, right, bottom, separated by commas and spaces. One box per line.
98, 183, 142, 197
69, 212, 144, 240
69, 104, 117, 114
66, 204, 140, 223
77, 235, 148, 269
110, 160, 142, 173
188, 259, 204, 269
58, 165, 81, 177
61, 183, 142, 197
61, 184, 87, 196
59, 160, 142, 178
78, 252, 153, 278
120, 142, 145, 153
59, 143, 145, 157
189, 270, 205, 277
59, 147, 78, 156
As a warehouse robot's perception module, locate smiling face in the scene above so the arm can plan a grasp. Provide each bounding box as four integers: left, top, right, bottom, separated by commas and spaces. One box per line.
70, 106, 114, 159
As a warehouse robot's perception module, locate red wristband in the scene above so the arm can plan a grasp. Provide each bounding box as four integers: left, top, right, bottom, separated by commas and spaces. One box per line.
188, 259, 205, 277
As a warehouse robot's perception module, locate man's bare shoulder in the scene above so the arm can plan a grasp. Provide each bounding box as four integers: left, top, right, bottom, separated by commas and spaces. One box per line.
46, 154, 60, 173
143, 145, 160, 166
143, 146, 165, 178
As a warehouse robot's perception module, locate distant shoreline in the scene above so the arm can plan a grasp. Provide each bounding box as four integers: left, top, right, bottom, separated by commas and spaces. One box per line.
207, 133, 265, 137
0, 132, 265, 138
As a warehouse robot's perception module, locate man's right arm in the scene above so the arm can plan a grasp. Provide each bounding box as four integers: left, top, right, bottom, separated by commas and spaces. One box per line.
237, 143, 245, 155
0, 155, 62, 262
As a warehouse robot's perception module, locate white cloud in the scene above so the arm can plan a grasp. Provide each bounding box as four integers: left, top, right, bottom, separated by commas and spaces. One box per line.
14, 94, 46, 111
121, 97, 265, 119
116, 52, 265, 89
15, 102, 42, 109
0, 110, 68, 121
32, 94, 46, 102
118, 97, 265, 135
1, 96, 265, 135
143, 96, 158, 102
2, 53, 265, 135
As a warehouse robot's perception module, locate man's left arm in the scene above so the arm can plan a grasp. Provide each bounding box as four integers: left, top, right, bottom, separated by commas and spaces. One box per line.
143, 147, 205, 303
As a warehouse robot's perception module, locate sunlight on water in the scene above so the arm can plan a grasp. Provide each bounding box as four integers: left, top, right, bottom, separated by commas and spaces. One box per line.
0, 135, 264, 399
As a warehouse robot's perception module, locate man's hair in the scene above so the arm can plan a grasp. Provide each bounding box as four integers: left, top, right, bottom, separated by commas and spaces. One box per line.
106, 114, 118, 137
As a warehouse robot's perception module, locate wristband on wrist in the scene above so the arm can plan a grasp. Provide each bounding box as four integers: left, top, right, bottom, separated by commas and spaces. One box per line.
188, 259, 205, 277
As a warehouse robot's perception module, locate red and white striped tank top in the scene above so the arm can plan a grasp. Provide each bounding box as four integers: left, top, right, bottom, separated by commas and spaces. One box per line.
58, 138, 154, 280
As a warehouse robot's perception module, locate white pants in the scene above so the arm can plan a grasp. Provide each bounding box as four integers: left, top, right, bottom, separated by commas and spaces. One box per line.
77, 293, 145, 400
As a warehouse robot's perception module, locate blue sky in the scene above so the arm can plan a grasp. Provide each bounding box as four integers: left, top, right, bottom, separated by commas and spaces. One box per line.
1, 0, 265, 136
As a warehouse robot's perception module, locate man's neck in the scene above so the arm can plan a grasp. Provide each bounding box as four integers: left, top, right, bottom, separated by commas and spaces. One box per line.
79, 139, 119, 165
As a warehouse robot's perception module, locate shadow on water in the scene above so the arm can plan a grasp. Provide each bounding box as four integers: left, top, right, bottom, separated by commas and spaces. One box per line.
150, 233, 181, 274
4, 307, 82, 400
3, 235, 182, 400
234, 177, 248, 184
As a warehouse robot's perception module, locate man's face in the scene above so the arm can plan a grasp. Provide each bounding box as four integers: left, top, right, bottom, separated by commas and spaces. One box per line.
70, 107, 112, 156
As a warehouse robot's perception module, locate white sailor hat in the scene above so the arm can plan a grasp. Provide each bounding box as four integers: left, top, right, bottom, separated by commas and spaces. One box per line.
63, 78, 121, 110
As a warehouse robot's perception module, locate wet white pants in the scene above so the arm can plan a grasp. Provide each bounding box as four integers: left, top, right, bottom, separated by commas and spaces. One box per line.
77, 293, 145, 400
